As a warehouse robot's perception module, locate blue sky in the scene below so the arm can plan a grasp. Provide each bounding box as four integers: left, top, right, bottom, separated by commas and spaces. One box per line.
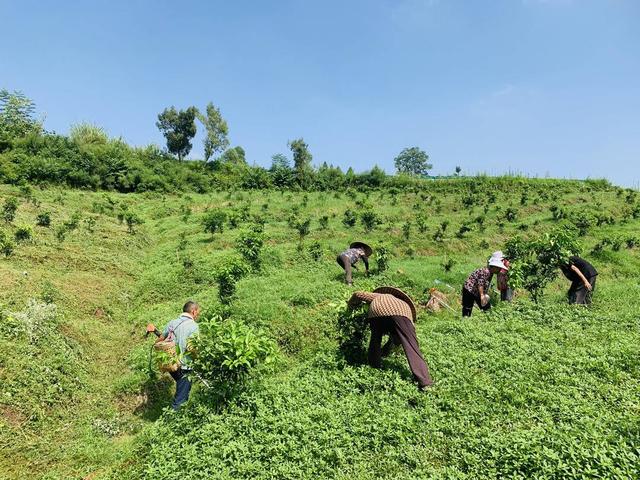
2, 0, 639, 186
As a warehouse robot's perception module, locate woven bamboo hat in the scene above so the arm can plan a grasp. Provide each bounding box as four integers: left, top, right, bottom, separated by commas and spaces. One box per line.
350, 241, 373, 257
373, 286, 417, 321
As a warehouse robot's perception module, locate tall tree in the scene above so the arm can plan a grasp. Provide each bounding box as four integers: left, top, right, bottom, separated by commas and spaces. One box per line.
0, 89, 42, 138
197, 102, 229, 161
156, 106, 198, 160
394, 147, 432, 175
288, 138, 313, 188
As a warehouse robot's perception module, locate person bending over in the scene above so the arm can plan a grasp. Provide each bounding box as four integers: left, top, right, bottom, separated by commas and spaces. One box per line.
347, 286, 433, 390
337, 241, 372, 285
560, 256, 597, 305
462, 258, 506, 317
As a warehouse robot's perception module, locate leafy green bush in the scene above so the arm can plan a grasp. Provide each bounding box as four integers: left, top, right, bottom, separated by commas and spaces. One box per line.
236, 228, 264, 271
360, 209, 380, 232
14, 225, 32, 242
202, 209, 227, 235
342, 209, 357, 228
36, 211, 51, 227
375, 244, 391, 273
505, 226, 580, 301
335, 303, 369, 364
125, 212, 144, 234
2, 196, 18, 223
318, 215, 329, 230
215, 258, 250, 303
191, 315, 276, 400
308, 241, 322, 261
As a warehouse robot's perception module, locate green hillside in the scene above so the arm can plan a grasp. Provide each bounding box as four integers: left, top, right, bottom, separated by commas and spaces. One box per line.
0, 178, 638, 479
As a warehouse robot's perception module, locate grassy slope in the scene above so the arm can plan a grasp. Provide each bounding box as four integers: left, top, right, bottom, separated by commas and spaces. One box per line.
0, 181, 638, 479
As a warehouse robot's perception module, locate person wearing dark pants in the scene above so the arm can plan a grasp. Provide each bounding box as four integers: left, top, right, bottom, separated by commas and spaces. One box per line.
347, 286, 433, 390
461, 286, 491, 317
169, 368, 192, 410
461, 260, 505, 317
147, 300, 201, 410
337, 242, 372, 285
560, 256, 597, 305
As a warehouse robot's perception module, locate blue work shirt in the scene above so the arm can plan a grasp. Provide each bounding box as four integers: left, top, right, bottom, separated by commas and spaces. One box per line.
163, 314, 199, 369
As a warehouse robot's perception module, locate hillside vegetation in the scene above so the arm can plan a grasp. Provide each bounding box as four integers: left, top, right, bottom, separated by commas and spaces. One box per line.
0, 177, 638, 479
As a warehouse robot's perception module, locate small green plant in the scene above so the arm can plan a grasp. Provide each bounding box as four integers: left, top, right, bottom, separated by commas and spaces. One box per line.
318, 215, 329, 230
125, 212, 144, 234
202, 210, 227, 236
342, 210, 357, 228
416, 214, 428, 233
84, 216, 97, 232
375, 244, 391, 273
236, 228, 265, 271
3, 197, 18, 223
442, 257, 455, 272
36, 212, 51, 227
191, 315, 276, 400
455, 223, 472, 239
215, 259, 249, 303
14, 225, 33, 243
402, 221, 411, 240
503, 207, 518, 222
308, 241, 322, 261
0, 230, 15, 256
55, 226, 67, 242
335, 302, 369, 364
360, 209, 380, 232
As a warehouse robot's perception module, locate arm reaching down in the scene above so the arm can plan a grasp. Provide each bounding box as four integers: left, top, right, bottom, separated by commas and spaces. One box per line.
571, 265, 593, 291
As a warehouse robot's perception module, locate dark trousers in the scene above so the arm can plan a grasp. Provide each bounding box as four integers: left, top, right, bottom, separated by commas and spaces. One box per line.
568, 276, 596, 305
169, 368, 192, 410
368, 315, 433, 388
500, 288, 513, 302
462, 287, 491, 317
337, 254, 353, 285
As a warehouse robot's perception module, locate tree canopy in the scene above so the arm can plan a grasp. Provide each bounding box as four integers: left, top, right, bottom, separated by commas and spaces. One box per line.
197, 102, 229, 161
156, 106, 198, 161
394, 146, 432, 176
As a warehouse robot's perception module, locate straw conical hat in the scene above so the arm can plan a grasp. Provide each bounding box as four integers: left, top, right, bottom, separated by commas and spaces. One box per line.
350, 241, 373, 257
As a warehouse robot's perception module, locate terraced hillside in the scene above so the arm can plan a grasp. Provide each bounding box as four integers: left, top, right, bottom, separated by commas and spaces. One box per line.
0, 178, 638, 479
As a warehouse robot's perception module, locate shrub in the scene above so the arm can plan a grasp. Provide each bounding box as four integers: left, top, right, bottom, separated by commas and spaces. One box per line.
318, 215, 329, 230
503, 207, 518, 222
416, 214, 428, 233
0, 230, 15, 256
36, 211, 51, 227
342, 209, 357, 228
360, 209, 380, 232
456, 223, 472, 239
191, 315, 276, 400
202, 210, 227, 235
215, 259, 249, 304
236, 228, 264, 271
84, 216, 96, 232
504, 226, 579, 302
402, 221, 411, 240
442, 258, 455, 272
14, 225, 32, 242
308, 241, 322, 261
63, 212, 81, 231
2, 196, 18, 223
375, 244, 391, 273
335, 303, 369, 364
125, 212, 144, 234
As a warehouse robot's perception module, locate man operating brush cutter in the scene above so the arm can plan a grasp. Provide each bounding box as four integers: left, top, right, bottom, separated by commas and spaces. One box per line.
337, 241, 372, 285
347, 286, 433, 390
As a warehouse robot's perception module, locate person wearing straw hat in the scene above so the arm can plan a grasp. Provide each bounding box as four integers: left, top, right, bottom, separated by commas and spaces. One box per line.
337, 241, 372, 285
462, 259, 506, 317
347, 286, 433, 390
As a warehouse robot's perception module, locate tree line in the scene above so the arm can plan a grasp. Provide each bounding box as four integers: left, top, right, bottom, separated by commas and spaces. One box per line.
0, 88, 448, 193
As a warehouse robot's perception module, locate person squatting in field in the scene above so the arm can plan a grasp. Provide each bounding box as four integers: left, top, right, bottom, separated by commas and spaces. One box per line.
461, 258, 507, 317
560, 256, 598, 305
337, 241, 372, 285
147, 301, 200, 410
347, 286, 433, 390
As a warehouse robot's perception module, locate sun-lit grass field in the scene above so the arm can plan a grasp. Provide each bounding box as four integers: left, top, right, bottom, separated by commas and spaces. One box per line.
0, 178, 638, 479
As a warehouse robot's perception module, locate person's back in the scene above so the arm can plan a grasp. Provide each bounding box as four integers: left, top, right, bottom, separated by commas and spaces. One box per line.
164, 314, 199, 366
